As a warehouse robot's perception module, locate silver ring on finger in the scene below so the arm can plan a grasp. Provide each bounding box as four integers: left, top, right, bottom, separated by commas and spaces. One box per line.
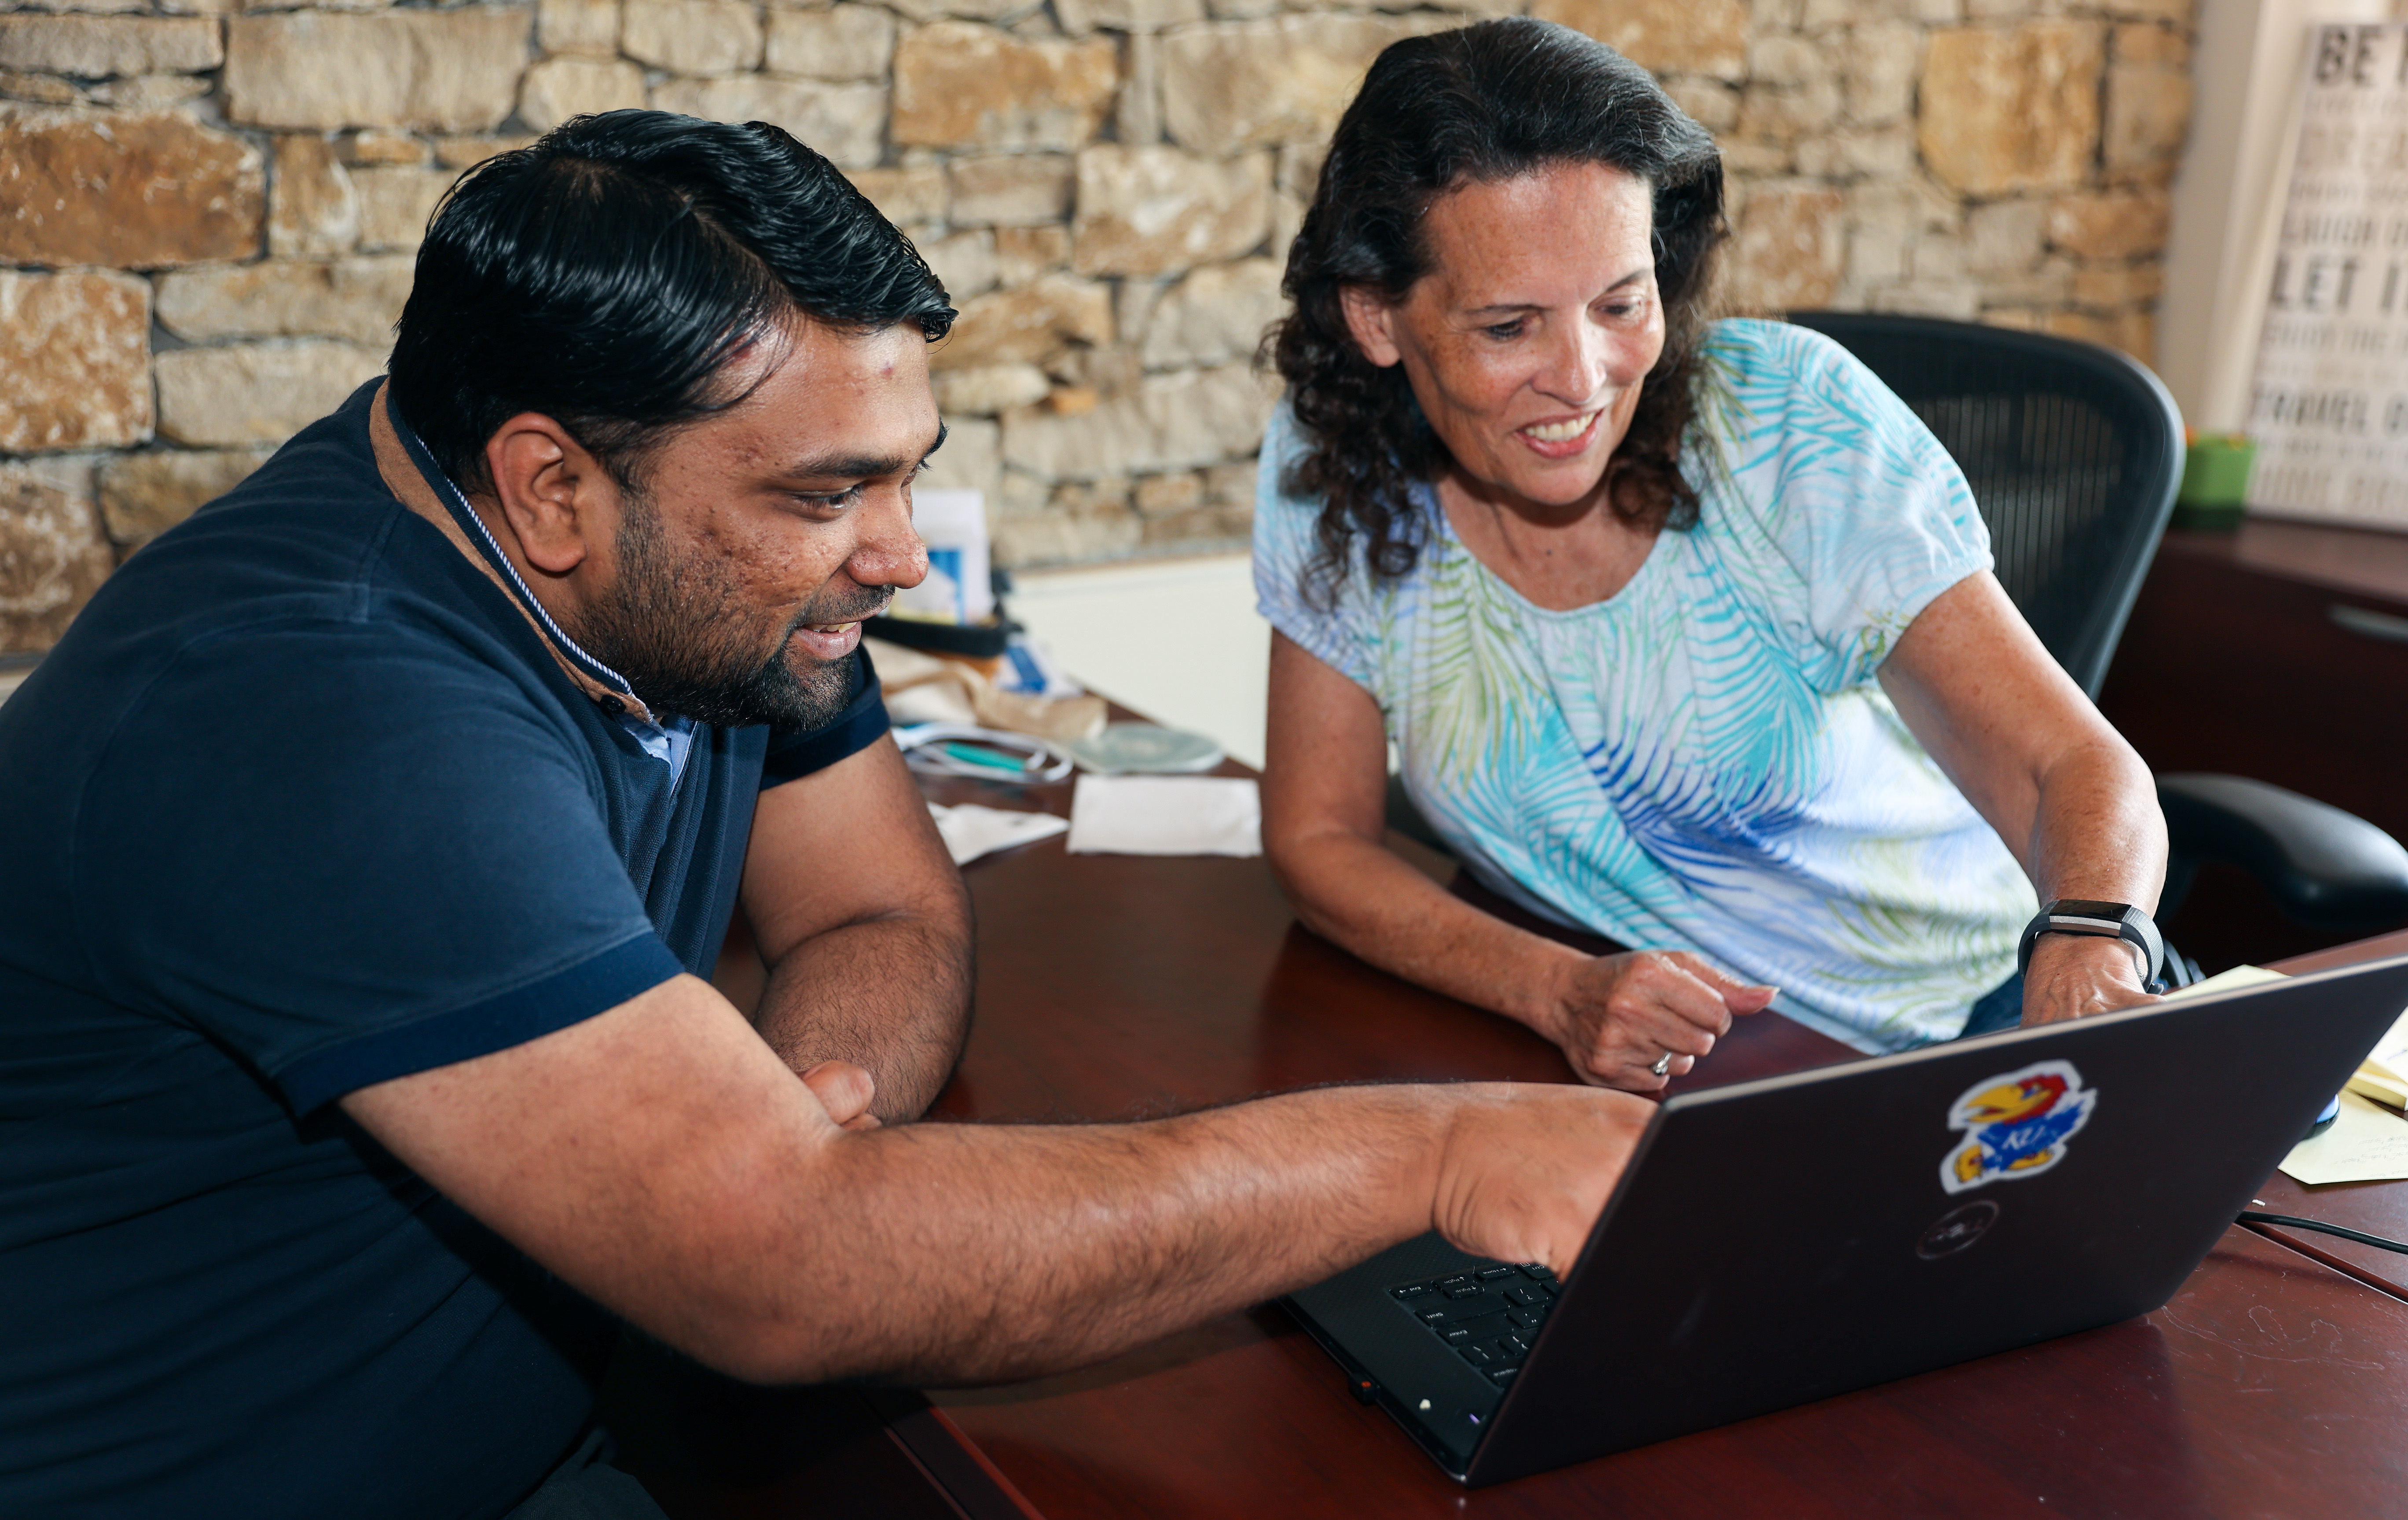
1650, 1050, 1675, 1078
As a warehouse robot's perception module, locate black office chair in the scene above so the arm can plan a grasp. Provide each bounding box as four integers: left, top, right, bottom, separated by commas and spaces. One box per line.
1789, 312, 2408, 954
1385, 314, 2408, 968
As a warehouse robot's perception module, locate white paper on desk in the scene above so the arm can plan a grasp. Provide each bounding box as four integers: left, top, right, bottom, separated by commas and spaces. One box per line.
2280, 1090, 2408, 1185
2159, 964, 2286, 1002
926, 801, 1067, 866
1065, 774, 1261, 857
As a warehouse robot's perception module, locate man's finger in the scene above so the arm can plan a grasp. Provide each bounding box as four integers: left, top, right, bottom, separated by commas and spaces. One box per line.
798, 1059, 877, 1127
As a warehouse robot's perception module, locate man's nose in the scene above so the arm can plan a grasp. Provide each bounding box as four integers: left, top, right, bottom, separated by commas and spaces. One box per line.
847, 485, 930, 590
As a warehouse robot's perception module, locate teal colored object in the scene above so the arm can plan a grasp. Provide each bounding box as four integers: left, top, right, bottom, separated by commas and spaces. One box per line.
2173, 434, 2254, 531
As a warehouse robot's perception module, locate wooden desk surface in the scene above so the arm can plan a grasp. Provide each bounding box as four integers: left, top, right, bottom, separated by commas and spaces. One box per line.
631, 770, 2408, 1518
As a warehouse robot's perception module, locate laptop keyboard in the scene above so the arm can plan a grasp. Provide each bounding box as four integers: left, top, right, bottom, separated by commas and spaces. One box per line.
1389, 1263, 1559, 1388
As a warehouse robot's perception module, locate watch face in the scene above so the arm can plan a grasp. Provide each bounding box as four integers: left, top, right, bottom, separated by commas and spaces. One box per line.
2048, 900, 2132, 920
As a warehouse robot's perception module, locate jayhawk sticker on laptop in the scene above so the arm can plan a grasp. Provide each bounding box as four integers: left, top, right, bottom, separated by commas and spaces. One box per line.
1941, 1060, 2098, 1193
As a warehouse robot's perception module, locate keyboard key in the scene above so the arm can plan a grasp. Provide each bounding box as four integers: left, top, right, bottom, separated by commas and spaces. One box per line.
1392, 1283, 1433, 1300
1444, 1283, 1483, 1299
1500, 1333, 1531, 1357
1417, 1308, 1449, 1325
1459, 1343, 1497, 1367
1507, 1308, 1540, 1331
1502, 1284, 1541, 1307
1441, 1326, 1471, 1345
1476, 1266, 1518, 1281
1488, 1365, 1519, 1387
1521, 1264, 1555, 1281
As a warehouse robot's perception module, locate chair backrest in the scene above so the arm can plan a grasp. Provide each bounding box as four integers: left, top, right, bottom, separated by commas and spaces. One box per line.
1783, 312, 2186, 699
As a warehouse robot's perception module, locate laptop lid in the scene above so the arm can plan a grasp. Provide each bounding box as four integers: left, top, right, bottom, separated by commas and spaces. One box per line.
1289, 954, 2408, 1487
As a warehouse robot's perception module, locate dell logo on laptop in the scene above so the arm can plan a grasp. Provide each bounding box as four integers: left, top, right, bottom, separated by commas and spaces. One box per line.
1916, 1201, 2003, 1259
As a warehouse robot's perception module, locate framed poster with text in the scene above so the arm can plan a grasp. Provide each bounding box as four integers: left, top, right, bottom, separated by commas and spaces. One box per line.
2251, 22, 2408, 532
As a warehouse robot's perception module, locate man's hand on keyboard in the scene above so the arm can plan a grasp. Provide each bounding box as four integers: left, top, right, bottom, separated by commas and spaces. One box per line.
1424, 1083, 1653, 1277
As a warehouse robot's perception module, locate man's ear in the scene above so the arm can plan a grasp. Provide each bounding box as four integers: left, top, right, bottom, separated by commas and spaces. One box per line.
1338, 285, 1404, 369
483, 414, 612, 577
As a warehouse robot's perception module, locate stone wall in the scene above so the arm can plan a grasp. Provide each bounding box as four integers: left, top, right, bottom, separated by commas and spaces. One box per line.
0, 0, 2194, 654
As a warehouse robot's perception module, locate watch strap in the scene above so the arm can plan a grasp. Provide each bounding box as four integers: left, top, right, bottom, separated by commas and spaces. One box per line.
2017, 900, 2166, 990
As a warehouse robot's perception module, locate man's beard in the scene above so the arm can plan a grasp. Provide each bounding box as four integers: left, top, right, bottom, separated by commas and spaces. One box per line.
569, 485, 884, 732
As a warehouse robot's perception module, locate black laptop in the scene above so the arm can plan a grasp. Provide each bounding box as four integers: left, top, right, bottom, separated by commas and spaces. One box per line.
1284, 954, 2408, 1487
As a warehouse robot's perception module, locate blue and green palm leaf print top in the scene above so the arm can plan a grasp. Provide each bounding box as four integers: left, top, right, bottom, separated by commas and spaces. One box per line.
1253, 318, 2035, 1052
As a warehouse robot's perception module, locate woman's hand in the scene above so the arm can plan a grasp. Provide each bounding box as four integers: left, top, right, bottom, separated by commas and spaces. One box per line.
1541, 951, 1777, 1091
2020, 934, 2160, 1027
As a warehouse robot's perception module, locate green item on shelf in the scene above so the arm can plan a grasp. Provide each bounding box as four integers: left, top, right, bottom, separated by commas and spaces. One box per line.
2173, 434, 2254, 531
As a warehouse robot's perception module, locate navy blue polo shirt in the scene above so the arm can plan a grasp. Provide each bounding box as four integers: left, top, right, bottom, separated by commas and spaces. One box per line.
0, 381, 886, 1517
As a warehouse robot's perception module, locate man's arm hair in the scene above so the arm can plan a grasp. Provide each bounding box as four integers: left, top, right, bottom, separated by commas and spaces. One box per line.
736, 733, 973, 1121
342, 974, 1649, 1387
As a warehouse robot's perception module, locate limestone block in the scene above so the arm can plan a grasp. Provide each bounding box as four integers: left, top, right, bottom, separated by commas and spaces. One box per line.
995, 224, 1068, 285
1963, 197, 2044, 274
1133, 469, 1202, 514
1141, 498, 1250, 547
1723, 182, 1843, 311
934, 363, 1051, 415
2045, 306, 2151, 362
622, 0, 762, 75
1141, 256, 1281, 369
0, 467, 114, 654
269, 133, 358, 257
2072, 264, 2162, 307
345, 131, 428, 168
916, 415, 998, 501
1159, 13, 1454, 156
1001, 361, 1274, 481
1072, 145, 1271, 278
2104, 60, 2190, 179
990, 476, 1141, 565
98, 447, 272, 545
436, 134, 538, 169
1, 71, 82, 106
354, 165, 454, 253
1719, 138, 1791, 176
2114, 21, 2186, 67
1530, 0, 1747, 81
2101, 0, 2189, 22
923, 228, 998, 300
1846, 21, 1923, 125
224, 10, 530, 133
1094, 28, 1151, 147
156, 255, 415, 346
1055, 0, 1204, 35
1204, 0, 1277, 19
765, 5, 896, 81
539, 0, 621, 57
1275, 140, 1324, 200
519, 56, 647, 131
1793, 125, 1913, 178
1867, 282, 1980, 320
929, 273, 1112, 371
1749, 33, 1827, 87
946, 152, 1074, 226
847, 164, 947, 225
0, 16, 221, 77
1736, 76, 1843, 142
2044, 189, 2169, 260
0, 107, 263, 268
89, 75, 212, 109
0, 269, 150, 453
882, 0, 1025, 24
1847, 217, 1909, 289
1663, 76, 1739, 135
652, 76, 887, 169
1918, 22, 2103, 196
891, 21, 1117, 152
156, 339, 389, 447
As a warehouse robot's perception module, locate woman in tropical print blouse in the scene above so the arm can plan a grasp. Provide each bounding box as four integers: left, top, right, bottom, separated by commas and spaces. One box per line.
1254, 18, 2168, 1086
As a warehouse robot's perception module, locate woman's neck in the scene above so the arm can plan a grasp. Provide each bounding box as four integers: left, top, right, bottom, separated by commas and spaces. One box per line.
1437, 466, 1661, 611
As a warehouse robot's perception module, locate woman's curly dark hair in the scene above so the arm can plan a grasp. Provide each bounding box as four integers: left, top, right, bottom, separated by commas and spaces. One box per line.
1269, 18, 1727, 598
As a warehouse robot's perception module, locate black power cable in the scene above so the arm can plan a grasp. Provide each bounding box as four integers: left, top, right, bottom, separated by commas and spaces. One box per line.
2239, 1210, 2408, 1256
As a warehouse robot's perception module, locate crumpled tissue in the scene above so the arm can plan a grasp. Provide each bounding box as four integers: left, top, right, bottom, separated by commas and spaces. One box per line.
927, 801, 1068, 865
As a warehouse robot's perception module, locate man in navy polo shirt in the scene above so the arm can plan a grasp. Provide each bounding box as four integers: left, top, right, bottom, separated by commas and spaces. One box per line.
0, 111, 1652, 1518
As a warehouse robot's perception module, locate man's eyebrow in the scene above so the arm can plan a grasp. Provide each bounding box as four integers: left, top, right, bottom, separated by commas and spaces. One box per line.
781, 423, 947, 481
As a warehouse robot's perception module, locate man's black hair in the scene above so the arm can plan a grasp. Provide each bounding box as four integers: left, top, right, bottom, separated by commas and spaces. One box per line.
388, 110, 956, 491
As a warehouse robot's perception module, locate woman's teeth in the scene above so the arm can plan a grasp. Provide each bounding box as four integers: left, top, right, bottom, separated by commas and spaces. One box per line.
1522, 412, 1597, 443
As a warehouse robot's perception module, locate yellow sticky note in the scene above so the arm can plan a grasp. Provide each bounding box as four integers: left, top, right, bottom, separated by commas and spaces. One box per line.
2280, 1091, 2408, 1186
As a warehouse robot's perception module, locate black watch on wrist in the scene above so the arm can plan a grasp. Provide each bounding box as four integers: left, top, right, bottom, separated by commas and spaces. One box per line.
2016, 900, 2166, 991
